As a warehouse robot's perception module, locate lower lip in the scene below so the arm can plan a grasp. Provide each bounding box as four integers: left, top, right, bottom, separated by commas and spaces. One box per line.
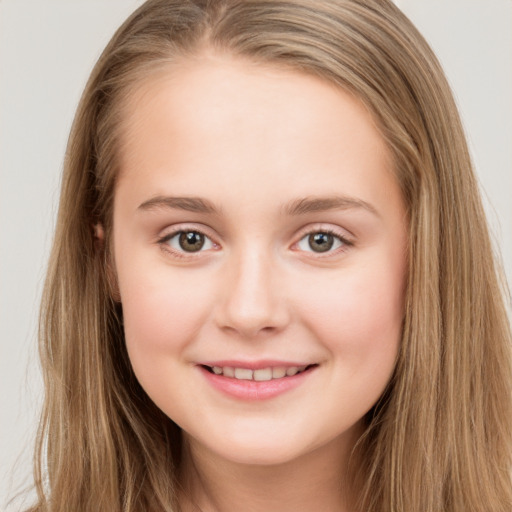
199, 366, 316, 401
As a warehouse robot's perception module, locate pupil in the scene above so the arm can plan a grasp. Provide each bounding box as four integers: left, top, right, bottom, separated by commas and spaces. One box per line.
179, 231, 205, 252
309, 232, 333, 252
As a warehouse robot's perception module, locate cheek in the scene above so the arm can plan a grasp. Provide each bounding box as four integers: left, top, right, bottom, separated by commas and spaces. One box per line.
117, 258, 215, 376
122, 282, 198, 347
299, 253, 405, 370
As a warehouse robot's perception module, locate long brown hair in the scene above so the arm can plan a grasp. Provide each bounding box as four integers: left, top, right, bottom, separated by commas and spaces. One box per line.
30, 1, 512, 510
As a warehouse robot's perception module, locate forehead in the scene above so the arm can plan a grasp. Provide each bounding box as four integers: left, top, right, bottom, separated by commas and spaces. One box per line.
115, 54, 400, 219
120, 54, 388, 152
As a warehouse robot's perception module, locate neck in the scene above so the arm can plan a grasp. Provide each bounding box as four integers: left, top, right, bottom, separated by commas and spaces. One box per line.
178, 426, 363, 512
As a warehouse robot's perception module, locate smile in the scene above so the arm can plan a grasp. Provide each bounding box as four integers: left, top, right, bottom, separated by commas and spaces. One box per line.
202, 364, 316, 381
198, 362, 319, 401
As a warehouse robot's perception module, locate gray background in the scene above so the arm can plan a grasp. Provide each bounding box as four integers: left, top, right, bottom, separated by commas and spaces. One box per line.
1, 1, 511, 509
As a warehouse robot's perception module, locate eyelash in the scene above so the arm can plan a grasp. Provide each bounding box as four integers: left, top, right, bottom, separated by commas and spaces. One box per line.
156, 226, 353, 259
294, 228, 353, 257
156, 226, 218, 260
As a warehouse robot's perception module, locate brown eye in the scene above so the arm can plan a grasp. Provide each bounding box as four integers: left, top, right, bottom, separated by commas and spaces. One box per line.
296, 230, 347, 254
178, 231, 206, 252
160, 229, 215, 257
308, 232, 334, 252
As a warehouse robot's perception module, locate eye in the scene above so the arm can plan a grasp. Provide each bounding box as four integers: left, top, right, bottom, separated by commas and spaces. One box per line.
162, 230, 215, 253
296, 230, 349, 254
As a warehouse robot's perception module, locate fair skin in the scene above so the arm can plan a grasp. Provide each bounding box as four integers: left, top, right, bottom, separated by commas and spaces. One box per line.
111, 53, 407, 512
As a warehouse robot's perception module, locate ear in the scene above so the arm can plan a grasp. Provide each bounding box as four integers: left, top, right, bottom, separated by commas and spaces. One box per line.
94, 223, 121, 303
93, 223, 105, 249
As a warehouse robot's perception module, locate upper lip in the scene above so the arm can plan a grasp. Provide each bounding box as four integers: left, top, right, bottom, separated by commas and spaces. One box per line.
198, 360, 316, 370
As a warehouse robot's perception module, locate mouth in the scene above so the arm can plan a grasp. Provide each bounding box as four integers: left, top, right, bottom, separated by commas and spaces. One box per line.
198, 362, 319, 400
200, 363, 318, 381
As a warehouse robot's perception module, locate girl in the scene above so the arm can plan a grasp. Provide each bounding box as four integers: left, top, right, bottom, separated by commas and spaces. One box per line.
28, 0, 512, 511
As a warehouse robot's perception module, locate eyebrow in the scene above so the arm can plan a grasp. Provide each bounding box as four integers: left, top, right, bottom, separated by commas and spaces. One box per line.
137, 194, 379, 217
138, 196, 219, 214
283, 196, 380, 217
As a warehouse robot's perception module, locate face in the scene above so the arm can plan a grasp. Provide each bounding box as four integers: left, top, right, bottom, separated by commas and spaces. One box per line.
112, 55, 407, 466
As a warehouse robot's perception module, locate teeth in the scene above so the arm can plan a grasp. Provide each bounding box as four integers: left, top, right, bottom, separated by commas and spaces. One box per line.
272, 367, 287, 378
223, 367, 235, 378
234, 368, 253, 380
253, 368, 272, 381
209, 365, 311, 380
286, 365, 307, 376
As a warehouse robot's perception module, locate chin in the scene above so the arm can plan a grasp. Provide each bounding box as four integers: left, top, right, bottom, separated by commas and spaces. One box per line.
215, 441, 306, 466
187, 425, 328, 467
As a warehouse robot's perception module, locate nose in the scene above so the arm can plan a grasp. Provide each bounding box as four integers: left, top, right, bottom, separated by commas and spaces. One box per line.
214, 248, 290, 339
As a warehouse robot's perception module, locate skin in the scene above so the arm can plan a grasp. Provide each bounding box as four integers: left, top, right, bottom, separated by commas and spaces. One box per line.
111, 53, 408, 512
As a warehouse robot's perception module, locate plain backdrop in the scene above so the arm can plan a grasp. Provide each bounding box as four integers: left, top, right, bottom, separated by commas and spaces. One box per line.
1, 1, 511, 509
